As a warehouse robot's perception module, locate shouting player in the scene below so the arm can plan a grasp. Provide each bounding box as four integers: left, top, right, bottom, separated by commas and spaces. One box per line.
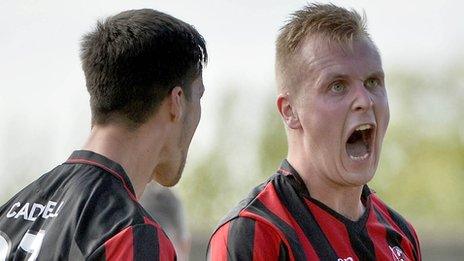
208, 4, 421, 261
0, 9, 206, 260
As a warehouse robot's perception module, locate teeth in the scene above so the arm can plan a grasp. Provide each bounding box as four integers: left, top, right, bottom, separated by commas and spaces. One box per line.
356, 124, 372, 131
349, 153, 369, 161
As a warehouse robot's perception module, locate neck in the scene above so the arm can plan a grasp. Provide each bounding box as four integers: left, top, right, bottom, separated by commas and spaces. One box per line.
287, 148, 366, 221
83, 122, 165, 199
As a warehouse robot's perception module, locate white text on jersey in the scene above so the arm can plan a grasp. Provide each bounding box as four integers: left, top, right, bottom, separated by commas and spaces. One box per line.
6, 201, 64, 221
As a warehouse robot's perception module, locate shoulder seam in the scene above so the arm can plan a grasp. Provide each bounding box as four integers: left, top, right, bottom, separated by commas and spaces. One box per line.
212, 180, 277, 236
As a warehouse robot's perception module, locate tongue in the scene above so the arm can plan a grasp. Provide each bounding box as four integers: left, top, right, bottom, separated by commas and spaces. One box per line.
346, 139, 368, 157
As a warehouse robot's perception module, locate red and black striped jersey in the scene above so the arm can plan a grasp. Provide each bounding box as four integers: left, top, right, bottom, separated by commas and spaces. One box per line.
208, 160, 421, 261
0, 150, 176, 260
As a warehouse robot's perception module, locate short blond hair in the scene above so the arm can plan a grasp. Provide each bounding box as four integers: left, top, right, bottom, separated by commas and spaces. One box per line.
276, 3, 372, 91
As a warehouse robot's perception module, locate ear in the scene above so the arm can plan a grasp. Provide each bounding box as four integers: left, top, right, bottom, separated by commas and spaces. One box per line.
169, 86, 184, 122
277, 93, 301, 129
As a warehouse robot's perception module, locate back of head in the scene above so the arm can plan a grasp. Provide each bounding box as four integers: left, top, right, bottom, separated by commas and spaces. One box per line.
275, 3, 373, 92
80, 9, 207, 128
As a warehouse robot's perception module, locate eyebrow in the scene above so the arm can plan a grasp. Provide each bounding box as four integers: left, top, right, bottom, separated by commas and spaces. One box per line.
318, 70, 385, 84
315, 73, 350, 88
366, 71, 385, 79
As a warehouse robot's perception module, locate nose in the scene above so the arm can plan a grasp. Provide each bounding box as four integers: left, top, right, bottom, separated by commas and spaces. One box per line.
351, 83, 373, 112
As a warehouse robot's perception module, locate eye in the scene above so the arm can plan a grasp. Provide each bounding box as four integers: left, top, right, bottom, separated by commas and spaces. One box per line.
364, 78, 380, 89
330, 82, 346, 93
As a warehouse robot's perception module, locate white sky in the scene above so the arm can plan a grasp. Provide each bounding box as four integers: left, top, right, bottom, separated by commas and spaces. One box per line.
0, 0, 463, 197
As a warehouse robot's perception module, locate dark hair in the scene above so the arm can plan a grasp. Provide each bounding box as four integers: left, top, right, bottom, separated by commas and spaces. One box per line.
80, 9, 207, 126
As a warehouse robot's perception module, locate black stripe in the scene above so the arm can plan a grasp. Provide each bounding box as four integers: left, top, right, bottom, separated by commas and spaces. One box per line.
373, 207, 404, 247
273, 175, 339, 260
387, 209, 418, 248
346, 225, 376, 261
278, 241, 289, 261
133, 225, 159, 261
387, 208, 419, 260
247, 200, 306, 261
69, 237, 87, 260
226, 218, 255, 261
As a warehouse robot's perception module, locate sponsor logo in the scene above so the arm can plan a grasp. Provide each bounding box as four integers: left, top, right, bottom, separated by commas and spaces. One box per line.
389, 245, 406, 261
6, 201, 64, 221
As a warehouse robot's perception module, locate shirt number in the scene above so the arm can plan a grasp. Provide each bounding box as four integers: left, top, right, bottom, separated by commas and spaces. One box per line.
0, 230, 45, 261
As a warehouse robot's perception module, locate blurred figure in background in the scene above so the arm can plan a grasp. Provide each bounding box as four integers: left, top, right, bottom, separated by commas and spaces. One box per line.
208, 3, 421, 260
141, 182, 191, 261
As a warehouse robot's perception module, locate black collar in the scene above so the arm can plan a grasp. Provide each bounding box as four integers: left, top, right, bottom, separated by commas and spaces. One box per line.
65, 150, 137, 200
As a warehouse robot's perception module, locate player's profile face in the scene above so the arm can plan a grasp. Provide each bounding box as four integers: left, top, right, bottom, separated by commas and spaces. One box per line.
154, 75, 204, 187
178, 75, 204, 174
294, 36, 389, 186
183, 75, 204, 147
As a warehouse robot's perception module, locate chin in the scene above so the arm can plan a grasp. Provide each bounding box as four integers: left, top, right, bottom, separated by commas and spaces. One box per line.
343, 170, 375, 186
154, 148, 188, 187
158, 179, 178, 187
156, 164, 183, 187
153, 161, 184, 187
155, 174, 180, 187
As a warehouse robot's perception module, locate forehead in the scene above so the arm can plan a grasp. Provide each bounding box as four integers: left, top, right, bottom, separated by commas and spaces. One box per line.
297, 36, 382, 82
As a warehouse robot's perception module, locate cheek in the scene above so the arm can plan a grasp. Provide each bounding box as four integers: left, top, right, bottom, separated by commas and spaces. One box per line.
193, 103, 201, 128
300, 105, 340, 146
309, 100, 346, 131
375, 96, 390, 134
385, 100, 390, 126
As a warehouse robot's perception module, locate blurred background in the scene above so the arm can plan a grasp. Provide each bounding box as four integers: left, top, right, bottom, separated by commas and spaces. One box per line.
1, 0, 463, 260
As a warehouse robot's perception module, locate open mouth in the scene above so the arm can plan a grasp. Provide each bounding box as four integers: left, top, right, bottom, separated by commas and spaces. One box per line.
346, 124, 374, 161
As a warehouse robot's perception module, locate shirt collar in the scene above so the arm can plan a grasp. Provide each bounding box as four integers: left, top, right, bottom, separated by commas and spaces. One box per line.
65, 150, 137, 200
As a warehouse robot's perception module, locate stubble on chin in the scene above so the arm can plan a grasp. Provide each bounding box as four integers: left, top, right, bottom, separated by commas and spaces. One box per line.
152, 150, 187, 187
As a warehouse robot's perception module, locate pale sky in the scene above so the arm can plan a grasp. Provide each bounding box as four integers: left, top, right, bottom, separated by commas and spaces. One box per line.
0, 0, 463, 198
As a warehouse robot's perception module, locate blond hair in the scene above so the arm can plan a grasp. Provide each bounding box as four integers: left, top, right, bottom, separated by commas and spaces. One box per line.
276, 3, 372, 91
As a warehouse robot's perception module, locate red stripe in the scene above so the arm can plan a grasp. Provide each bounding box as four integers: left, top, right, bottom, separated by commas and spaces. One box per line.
209, 222, 231, 260
306, 200, 358, 260
158, 228, 176, 261
398, 229, 415, 259
371, 196, 416, 260
143, 216, 176, 260
105, 227, 134, 261
278, 168, 292, 176
240, 210, 296, 261
366, 207, 390, 260
372, 197, 406, 234
252, 220, 283, 260
143, 216, 161, 229
242, 183, 317, 260
66, 158, 137, 201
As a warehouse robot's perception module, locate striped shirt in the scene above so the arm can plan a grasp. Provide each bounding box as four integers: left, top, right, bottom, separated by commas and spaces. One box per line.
208, 160, 421, 261
0, 150, 176, 260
